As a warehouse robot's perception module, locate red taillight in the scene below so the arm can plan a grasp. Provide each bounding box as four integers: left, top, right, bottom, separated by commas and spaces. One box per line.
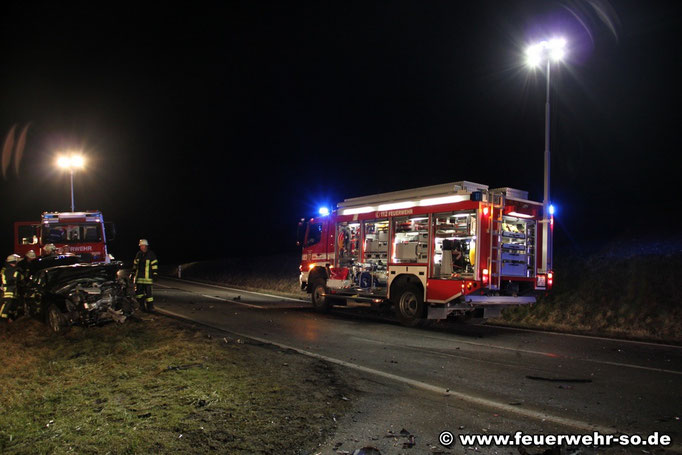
548, 271, 554, 288
482, 268, 489, 285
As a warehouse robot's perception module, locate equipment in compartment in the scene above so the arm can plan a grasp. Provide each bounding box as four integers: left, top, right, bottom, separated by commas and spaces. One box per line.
338, 222, 361, 267
433, 211, 476, 278
499, 215, 536, 278
392, 217, 428, 264
364, 220, 389, 260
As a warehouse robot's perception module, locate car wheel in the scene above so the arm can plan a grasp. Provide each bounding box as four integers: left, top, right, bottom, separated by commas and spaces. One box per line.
395, 284, 427, 327
47, 304, 68, 334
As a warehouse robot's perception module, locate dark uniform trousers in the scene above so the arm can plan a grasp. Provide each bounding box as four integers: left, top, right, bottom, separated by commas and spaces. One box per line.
133, 250, 158, 311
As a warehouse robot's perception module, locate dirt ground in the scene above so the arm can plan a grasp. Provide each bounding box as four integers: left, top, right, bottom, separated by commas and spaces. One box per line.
0, 314, 352, 454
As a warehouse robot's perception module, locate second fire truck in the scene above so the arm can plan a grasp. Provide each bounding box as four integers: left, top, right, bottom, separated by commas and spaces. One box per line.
298, 181, 553, 326
14, 211, 114, 262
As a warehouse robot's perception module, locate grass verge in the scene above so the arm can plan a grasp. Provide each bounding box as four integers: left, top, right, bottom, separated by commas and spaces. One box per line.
0, 315, 351, 454
496, 242, 682, 344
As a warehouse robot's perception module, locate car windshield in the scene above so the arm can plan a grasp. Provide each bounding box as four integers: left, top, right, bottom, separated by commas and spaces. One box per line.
42, 223, 102, 244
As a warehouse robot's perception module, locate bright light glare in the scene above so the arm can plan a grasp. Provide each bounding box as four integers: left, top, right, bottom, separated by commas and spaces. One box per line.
549, 204, 555, 215
71, 155, 85, 168
525, 43, 543, 67
57, 156, 71, 168
547, 37, 566, 50
525, 37, 567, 66
318, 207, 330, 216
57, 154, 86, 169
550, 48, 565, 61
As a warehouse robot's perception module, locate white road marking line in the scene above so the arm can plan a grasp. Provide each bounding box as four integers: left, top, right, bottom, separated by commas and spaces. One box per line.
161, 277, 308, 302
416, 333, 682, 376
488, 324, 682, 350
580, 359, 682, 376
200, 294, 265, 309
156, 307, 620, 434
351, 336, 559, 373
159, 283, 294, 309
353, 335, 682, 376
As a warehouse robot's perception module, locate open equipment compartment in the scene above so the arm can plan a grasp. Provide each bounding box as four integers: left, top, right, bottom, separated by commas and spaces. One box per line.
500, 215, 536, 277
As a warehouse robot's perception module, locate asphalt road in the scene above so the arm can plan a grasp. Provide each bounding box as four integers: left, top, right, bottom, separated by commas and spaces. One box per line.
154, 278, 682, 453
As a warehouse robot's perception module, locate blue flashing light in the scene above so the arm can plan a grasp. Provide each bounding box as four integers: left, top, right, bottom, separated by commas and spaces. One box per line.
549, 204, 555, 216
318, 207, 330, 216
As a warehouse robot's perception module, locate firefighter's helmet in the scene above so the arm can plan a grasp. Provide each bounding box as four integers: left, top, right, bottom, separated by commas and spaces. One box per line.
44, 244, 57, 254
6, 254, 20, 263
139, 239, 149, 246
26, 250, 37, 259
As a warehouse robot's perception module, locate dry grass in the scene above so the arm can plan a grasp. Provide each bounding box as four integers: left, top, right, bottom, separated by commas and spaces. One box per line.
0, 315, 351, 454
497, 240, 682, 344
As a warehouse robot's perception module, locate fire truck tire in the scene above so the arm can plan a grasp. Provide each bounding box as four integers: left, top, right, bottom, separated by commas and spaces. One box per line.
311, 279, 331, 313
394, 284, 427, 327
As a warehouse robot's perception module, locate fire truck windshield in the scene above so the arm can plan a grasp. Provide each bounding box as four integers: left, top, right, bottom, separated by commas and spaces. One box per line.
42, 223, 102, 244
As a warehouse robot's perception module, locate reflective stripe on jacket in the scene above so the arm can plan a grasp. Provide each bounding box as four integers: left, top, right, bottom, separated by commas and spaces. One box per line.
133, 250, 158, 284
1, 264, 19, 297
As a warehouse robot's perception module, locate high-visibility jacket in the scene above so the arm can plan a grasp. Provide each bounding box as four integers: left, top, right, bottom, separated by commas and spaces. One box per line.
1, 263, 20, 299
133, 250, 158, 284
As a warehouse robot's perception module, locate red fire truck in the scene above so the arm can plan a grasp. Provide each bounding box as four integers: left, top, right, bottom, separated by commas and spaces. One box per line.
14, 211, 114, 262
297, 181, 553, 325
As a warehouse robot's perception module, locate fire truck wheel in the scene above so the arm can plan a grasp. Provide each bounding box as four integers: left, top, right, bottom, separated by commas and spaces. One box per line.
395, 284, 427, 327
311, 280, 331, 313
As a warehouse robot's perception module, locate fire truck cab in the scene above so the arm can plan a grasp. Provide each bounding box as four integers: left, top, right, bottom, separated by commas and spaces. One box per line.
14, 211, 114, 262
297, 181, 553, 325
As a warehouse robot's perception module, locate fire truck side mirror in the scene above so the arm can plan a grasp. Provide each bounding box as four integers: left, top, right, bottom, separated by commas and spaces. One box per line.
104, 222, 116, 242
296, 220, 308, 248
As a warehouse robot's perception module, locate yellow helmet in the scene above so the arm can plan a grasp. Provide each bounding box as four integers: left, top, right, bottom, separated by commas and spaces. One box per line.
139, 239, 149, 246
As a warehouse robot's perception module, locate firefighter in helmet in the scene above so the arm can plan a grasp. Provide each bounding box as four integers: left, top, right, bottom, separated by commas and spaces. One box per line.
133, 239, 158, 312
17, 250, 37, 280
1, 254, 22, 322
16, 250, 37, 304
42, 243, 57, 258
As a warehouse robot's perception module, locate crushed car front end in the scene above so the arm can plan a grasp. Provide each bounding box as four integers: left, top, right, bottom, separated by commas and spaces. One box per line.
27, 261, 135, 332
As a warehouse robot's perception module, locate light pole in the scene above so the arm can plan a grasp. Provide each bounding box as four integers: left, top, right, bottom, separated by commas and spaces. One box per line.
526, 37, 566, 274
57, 154, 85, 212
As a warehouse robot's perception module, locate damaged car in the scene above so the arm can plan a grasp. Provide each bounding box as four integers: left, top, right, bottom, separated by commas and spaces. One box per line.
25, 257, 136, 333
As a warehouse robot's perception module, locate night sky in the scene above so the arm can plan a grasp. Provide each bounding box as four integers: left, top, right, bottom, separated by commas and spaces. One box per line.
1, 1, 680, 263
